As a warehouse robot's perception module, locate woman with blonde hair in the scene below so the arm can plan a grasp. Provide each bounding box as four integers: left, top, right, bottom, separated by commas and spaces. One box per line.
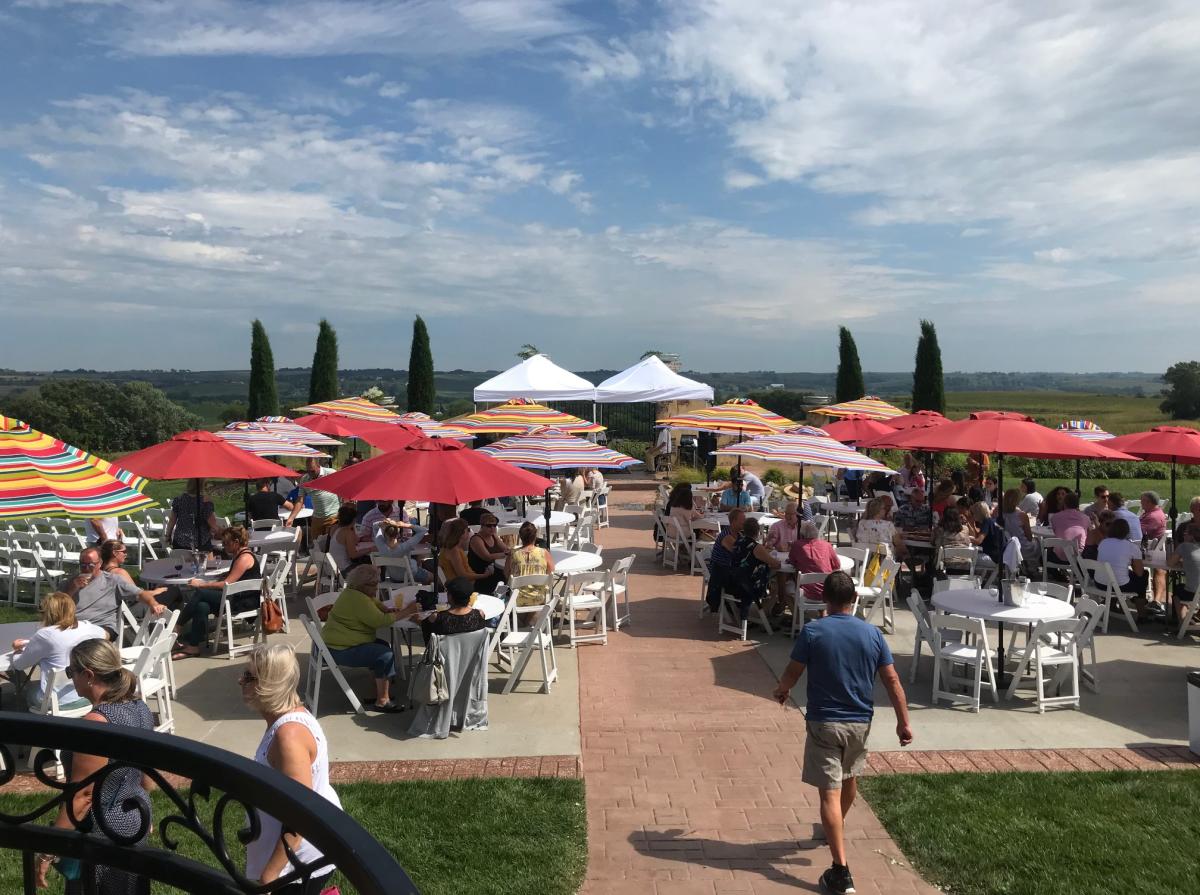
7, 591, 105, 709
241, 643, 342, 891
436, 518, 492, 588
33, 638, 154, 892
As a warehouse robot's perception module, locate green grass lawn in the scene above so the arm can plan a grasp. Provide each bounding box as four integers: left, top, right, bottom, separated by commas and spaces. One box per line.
861, 770, 1200, 895
940, 391, 1195, 435
0, 605, 37, 624
0, 778, 586, 895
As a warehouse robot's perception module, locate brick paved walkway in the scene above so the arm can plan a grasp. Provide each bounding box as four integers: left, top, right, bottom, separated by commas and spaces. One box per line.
577, 496, 939, 894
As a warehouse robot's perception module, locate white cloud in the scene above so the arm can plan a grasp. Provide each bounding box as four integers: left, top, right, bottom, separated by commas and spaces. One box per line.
342, 72, 380, 88
560, 36, 643, 86
724, 170, 763, 190
377, 81, 408, 99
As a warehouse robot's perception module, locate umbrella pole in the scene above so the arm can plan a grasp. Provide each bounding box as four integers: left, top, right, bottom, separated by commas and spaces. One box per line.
544, 487, 553, 548
1075, 459, 1081, 497
1172, 457, 1178, 525
194, 478, 203, 558
243, 481, 251, 528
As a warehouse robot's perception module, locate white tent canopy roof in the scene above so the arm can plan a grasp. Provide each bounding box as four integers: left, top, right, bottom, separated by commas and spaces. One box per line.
473, 354, 596, 403
594, 355, 714, 403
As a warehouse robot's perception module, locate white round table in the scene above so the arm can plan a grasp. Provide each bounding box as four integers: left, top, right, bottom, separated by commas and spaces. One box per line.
234, 507, 313, 523
825, 501, 867, 515
551, 548, 604, 575
932, 588, 1075, 625
140, 557, 230, 586
479, 511, 575, 537
247, 529, 299, 551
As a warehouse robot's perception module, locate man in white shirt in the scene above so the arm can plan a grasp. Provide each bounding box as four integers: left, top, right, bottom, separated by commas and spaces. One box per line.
1017, 478, 1043, 516
738, 467, 766, 508
1108, 492, 1142, 541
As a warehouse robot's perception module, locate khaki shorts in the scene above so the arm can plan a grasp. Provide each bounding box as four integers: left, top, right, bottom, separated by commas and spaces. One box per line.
310, 514, 339, 539
802, 721, 871, 790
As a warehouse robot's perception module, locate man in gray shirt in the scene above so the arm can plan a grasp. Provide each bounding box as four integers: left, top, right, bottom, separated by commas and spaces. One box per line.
63, 548, 167, 638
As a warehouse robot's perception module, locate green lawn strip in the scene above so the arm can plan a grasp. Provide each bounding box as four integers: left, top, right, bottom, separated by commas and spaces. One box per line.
0, 605, 37, 624
860, 770, 1200, 895
0, 777, 586, 895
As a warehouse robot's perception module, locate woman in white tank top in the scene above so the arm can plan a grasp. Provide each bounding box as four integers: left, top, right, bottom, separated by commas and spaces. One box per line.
240, 643, 342, 892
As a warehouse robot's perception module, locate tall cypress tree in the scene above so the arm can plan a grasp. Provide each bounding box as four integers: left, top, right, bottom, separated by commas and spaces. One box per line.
247, 320, 279, 419
308, 319, 339, 404
911, 319, 946, 413
834, 326, 866, 403
406, 315, 435, 414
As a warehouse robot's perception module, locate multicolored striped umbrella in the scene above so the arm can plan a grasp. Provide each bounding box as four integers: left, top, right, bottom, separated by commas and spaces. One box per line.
247, 418, 343, 447
291, 397, 401, 422
809, 396, 906, 420
713, 431, 895, 472
478, 427, 640, 470
452, 399, 605, 434
217, 429, 329, 458
656, 398, 794, 435
398, 412, 431, 422
391, 413, 474, 440
0, 415, 156, 520
1057, 420, 1113, 441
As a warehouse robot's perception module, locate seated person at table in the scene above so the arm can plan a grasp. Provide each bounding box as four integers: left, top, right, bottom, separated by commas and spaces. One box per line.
467, 513, 509, 594
766, 501, 802, 554
247, 478, 292, 522
320, 564, 415, 712
459, 500, 490, 526
166, 479, 221, 552
438, 519, 496, 593
667, 483, 705, 537
705, 509, 745, 612
736, 466, 766, 507
1085, 485, 1110, 520
929, 480, 956, 516
1082, 509, 1113, 559
374, 522, 432, 584
359, 500, 415, 538
1017, 478, 1043, 516
99, 538, 135, 581
854, 497, 897, 552
6, 591, 106, 709
424, 577, 487, 637
788, 521, 841, 603
893, 488, 934, 561
719, 474, 754, 510
64, 548, 167, 639
1097, 517, 1157, 620
555, 469, 585, 511
1107, 491, 1142, 541
840, 467, 863, 501
933, 508, 975, 573
506, 522, 556, 606
1049, 492, 1090, 565
327, 503, 376, 573
1036, 486, 1070, 526
1169, 523, 1200, 621
1140, 491, 1167, 542
728, 517, 781, 617
970, 502, 1006, 565
173, 526, 260, 659
1000, 488, 1037, 561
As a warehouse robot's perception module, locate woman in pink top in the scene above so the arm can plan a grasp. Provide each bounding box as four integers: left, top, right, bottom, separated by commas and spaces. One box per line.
788, 521, 842, 601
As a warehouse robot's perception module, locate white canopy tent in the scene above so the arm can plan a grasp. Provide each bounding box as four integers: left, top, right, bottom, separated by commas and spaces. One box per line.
594, 355, 714, 403
473, 354, 596, 403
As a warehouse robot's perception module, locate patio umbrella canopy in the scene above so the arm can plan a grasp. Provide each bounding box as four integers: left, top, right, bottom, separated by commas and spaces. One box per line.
1103, 426, 1200, 520
295, 415, 423, 452
656, 398, 795, 435
809, 396, 906, 421
292, 397, 401, 422
0, 415, 156, 520
452, 399, 605, 435
217, 429, 329, 458
249, 417, 343, 447
713, 431, 896, 473
817, 415, 897, 445
885, 410, 950, 430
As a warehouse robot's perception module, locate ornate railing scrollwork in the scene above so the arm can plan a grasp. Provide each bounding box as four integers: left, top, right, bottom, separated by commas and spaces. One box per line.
0, 712, 419, 894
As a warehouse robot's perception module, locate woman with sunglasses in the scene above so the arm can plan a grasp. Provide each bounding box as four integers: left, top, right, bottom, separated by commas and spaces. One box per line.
34, 638, 153, 893
241, 643, 342, 892
466, 513, 509, 595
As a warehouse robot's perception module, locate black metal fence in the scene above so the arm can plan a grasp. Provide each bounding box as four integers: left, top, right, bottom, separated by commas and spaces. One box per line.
592, 404, 656, 441
0, 713, 418, 895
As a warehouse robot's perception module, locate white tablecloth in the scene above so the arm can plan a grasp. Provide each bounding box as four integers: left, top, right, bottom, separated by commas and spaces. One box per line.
0, 622, 42, 673
825, 501, 867, 515
248, 530, 299, 551
551, 549, 604, 575
932, 588, 1075, 625
140, 558, 230, 586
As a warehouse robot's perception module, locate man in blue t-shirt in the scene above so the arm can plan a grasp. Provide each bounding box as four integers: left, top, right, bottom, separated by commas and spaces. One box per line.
773, 571, 913, 895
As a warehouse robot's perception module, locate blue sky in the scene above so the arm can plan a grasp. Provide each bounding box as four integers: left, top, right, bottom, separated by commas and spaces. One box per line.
2, 0, 1198, 373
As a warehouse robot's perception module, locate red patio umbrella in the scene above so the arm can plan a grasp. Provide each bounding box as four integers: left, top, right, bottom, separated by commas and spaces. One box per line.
310, 437, 555, 593
816, 415, 896, 445
118, 430, 298, 549
885, 410, 950, 430
295, 414, 423, 452
1102, 426, 1200, 521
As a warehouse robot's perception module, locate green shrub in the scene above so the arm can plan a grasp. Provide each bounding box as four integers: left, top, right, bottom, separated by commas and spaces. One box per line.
762, 467, 789, 485
670, 466, 707, 485
608, 438, 649, 461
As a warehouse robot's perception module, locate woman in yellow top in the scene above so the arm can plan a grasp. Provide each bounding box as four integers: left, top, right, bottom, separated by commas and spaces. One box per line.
505, 522, 556, 607
320, 564, 417, 712
437, 519, 493, 588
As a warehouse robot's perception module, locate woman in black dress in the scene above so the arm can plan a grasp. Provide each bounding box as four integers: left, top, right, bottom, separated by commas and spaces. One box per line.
35, 638, 154, 895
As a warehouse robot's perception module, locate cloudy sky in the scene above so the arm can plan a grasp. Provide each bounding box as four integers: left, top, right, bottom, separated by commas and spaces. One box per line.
2, 0, 1198, 372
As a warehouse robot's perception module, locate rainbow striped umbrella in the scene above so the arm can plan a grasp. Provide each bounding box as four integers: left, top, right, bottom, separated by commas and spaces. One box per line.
656, 398, 794, 435
1057, 420, 1113, 441
291, 397, 401, 422
398, 412, 431, 422
247, 418, 343, 447
809, 396, 906, 421
391, 412, 473, 440
0, 415, 156, 520
217, 429, 329, 458
478, 427, 639, 470
714, 431, 895, 473
452, 399, 604, 434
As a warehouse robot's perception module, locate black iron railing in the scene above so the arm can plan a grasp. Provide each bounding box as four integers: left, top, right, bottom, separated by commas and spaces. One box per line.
0, 712, 419, 894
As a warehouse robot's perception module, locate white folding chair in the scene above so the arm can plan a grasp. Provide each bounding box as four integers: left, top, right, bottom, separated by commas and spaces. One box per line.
931, 615, 997, 712
251, 518, 283, 531
791, 572, 827, 636
838, 546, 870, 586
372, 553, 417, 586
855, 557, 898, 632
1026, 581, 1073, 602
1040, 538, 1079, 585
718, 590, 773, 641
695, 544, 713, 618
1077, 558, 1138, 633
596, 486, 611, 528
1067, 597, 1103, 692
1005, 615, 1087, 712
212, 578, 265, 659
940, 546, 978, 577
28, 669, 93, 777
120, 519, 159, 565
130, 635, 177, 733
664, 516, 694, 573
300, 613, 366, 715
262, 554, 293, 634
558, 571, 608, 646
905, 593, 954, 684
601, 555, 633, 631
653, 514, 670, 564
500, 596, 560, 694
121, 608, 181, 696
8, 547, 64, 605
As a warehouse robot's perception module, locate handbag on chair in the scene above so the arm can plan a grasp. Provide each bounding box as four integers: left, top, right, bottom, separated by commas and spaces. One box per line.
410, 637, 449, 705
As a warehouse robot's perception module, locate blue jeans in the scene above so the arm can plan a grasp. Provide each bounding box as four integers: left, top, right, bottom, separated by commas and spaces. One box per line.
329, 640, 395, 679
